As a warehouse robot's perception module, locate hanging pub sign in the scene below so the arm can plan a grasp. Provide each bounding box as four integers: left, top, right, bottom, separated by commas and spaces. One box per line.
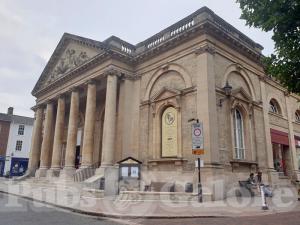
192, 122, 204, 155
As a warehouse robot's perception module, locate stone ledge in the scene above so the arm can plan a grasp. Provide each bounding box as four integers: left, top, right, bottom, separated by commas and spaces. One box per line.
80, 188, 104, 198
118, 191, 212, 202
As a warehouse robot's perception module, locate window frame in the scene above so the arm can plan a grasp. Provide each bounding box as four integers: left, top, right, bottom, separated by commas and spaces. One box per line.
15, 140, 23, 151
18, 124, 25, 135
295, 111, 300, 122
269, 100, 280, 114
233, 108, 245, 160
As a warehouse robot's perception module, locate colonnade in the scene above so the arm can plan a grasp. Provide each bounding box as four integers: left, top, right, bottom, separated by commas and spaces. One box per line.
28, 73, 118, 178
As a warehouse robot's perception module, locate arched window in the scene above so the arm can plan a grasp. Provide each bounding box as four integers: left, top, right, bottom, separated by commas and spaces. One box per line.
233, 108, 245, 159
295, 111, 300, 122
269, 99, 281, 114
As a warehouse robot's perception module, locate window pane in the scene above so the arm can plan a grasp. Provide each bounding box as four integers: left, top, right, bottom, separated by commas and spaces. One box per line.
234, 109, 244, 159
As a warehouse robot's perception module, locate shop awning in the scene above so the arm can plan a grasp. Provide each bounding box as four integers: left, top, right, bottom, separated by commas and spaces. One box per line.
270, 129, 289, 146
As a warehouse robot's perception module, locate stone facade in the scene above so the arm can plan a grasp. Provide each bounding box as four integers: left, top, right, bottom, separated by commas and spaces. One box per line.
29, 7, 300, 199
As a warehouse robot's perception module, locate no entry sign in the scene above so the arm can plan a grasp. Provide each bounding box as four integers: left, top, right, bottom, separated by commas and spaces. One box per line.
192, 122, 204, 155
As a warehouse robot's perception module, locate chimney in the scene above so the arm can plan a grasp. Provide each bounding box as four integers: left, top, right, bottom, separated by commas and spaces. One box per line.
7, 107, 14, 115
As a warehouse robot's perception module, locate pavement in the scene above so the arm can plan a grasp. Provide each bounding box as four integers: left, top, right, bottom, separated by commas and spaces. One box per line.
0, 178, 299, 219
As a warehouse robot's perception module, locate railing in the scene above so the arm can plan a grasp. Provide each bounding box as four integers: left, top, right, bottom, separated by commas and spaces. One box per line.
106, 7, 262, 56
170, 19, 194, 37
121, 45, 133, 54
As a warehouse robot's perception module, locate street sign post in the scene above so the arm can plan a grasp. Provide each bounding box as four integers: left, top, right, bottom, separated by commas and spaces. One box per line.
191, 120, 204, 203
192, 122, 204, 154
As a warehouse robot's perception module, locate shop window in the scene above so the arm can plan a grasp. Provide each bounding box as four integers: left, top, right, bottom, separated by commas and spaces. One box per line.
233, 108, 245, 159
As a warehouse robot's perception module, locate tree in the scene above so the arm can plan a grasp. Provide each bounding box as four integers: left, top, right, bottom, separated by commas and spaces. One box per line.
237, 0, 300, 93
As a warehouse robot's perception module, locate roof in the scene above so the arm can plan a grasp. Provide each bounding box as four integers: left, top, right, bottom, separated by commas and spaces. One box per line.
0, 113, 34, 125
32, 6, 264, 96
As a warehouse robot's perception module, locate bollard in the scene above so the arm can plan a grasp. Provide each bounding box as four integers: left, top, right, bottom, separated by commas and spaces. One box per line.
260, 185, 269, 210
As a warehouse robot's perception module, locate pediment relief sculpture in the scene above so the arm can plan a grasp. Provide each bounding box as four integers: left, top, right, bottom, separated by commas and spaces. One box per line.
47, 48, 90, 84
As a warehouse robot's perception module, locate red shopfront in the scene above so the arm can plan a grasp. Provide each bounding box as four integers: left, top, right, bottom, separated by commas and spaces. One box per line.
270, 129, 289, 176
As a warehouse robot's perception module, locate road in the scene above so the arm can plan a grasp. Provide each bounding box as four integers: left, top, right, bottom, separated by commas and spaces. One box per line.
0, 193, 127, 225
0, 192, 300, 225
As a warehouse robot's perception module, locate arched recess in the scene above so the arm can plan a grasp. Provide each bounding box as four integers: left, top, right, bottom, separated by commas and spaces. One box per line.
151, 98, 182, 159
144, 63, 192, 101
222, 63, 256, 102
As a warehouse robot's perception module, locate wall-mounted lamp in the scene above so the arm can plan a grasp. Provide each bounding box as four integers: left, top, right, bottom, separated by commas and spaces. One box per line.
218, 81, 232, 107
188, 118, 199, 123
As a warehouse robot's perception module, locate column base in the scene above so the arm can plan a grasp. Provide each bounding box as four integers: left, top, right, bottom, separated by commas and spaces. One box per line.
95, 165, 119, 196
46, 168, 61, 178
25, 167, 38, 177
266, 168, 279, 185
291, 170, 300, 181
59, 167, 76, 181
80, 164, 92, 169
35, 167, 48, 178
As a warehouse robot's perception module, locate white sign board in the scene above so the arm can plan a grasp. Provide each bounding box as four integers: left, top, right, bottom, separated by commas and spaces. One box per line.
195, 159, 204, 168
192, 122, 204, 153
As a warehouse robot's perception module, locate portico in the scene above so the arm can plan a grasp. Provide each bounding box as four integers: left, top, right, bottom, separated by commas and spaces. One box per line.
30, 71, 119, 180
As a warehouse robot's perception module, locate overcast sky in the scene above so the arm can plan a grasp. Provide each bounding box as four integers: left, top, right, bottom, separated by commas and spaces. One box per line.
0, 0, 274, 117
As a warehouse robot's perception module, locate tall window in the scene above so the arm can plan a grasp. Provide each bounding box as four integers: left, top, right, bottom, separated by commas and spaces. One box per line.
233, 108, 245, 159
15, 140, 23, 151
18, 124, 25, 135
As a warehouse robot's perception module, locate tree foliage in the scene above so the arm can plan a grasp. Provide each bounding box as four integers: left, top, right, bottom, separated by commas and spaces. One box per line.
237, 0, 300, 93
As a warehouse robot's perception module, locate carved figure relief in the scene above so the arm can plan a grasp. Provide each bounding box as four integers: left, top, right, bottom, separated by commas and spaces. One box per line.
48, 48, 90, 83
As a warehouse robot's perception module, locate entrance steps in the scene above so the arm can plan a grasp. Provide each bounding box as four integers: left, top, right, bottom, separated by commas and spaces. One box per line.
74, 167, 96, 182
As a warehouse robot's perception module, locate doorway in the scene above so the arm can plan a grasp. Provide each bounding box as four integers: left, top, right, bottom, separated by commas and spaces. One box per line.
272, 143, 289, 176
75, 146, 81, 169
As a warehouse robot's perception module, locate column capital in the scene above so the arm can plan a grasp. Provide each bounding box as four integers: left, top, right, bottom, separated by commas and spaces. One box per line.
66, 86, 81, 95
85, 79, 98, 85
103, 68, 122, 78
31, 104, 45, 111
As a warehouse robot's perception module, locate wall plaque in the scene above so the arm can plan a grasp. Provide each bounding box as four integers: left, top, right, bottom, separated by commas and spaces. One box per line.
162, 107, 178, 157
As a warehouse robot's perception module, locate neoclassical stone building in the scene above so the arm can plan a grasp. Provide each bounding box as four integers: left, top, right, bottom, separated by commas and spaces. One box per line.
28, 7, 300, 199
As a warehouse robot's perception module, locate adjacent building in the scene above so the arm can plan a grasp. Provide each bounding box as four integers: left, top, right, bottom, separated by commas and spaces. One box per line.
27, 7, 300, 199
0, 107, 34, 176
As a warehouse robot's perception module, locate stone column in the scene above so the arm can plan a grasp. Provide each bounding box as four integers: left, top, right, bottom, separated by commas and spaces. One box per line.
100, 74, 118, 167
81, 81, 97, 168
35, 102, 54, 177
60, 89, 79, 179
27, 106, 44, 176
259, 78, 278, 184
285, 94, 300, 180
48, 96, 65, 177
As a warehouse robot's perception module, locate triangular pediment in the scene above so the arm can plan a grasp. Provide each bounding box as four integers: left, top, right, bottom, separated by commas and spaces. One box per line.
231, 87, 252, 102
32, 33, 106, 95
151, 87, 181, 102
